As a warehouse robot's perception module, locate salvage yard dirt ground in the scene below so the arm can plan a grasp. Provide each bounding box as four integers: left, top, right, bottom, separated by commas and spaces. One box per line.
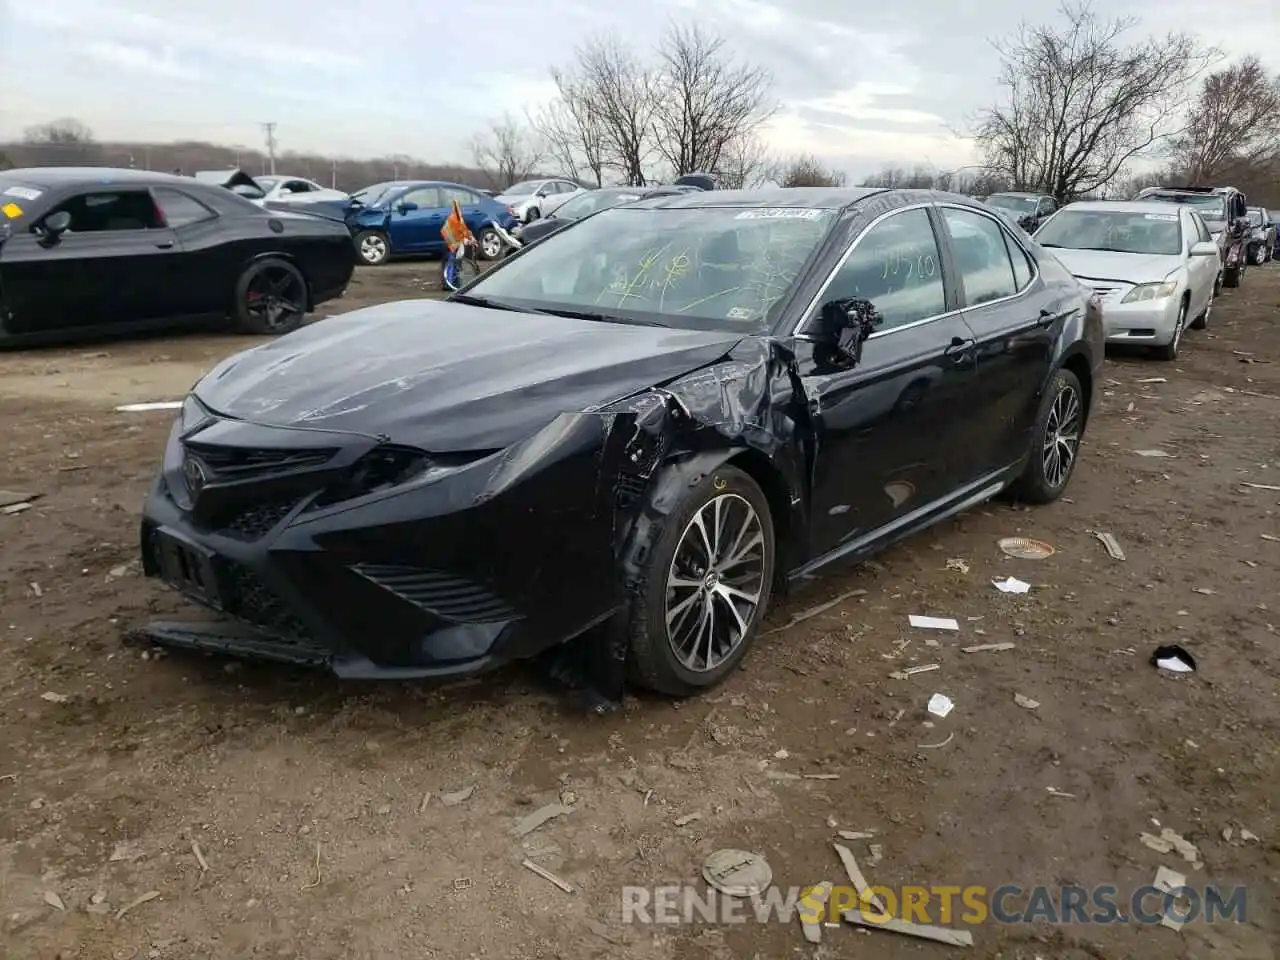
1, 261, 1277, 959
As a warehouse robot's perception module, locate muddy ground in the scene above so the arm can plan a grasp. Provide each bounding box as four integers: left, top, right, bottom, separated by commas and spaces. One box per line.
1, 261, 1276, 959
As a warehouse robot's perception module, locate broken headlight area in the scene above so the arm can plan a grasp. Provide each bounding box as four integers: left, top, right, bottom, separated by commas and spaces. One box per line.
309, 445, 494, 510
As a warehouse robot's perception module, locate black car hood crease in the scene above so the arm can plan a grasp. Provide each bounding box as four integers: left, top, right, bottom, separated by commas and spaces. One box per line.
194, 299, 747, 451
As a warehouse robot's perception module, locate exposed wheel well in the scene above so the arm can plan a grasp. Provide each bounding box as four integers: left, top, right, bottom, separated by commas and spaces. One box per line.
727, 449, 793, 582
1061, 353, 1093, 425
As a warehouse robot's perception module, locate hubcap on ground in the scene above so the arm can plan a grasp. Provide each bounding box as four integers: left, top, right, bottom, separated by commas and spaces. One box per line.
665, 493, 766, 673
360, 235, 387, 263
1042, 385, 1081, 489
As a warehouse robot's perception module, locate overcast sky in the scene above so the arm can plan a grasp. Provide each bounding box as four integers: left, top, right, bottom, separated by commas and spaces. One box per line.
1, 0, 1275, 180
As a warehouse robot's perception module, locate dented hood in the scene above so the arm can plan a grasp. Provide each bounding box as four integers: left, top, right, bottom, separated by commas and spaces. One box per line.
193, 299, 745, 451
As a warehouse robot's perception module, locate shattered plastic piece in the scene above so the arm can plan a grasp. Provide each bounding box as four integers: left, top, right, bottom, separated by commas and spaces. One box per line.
1140, 828, 1201, 868
0, 490, 37, 509
512, 803, 572, 837
521, 858, 575, 894
962, 642, 1016, 653
992, 576, 1031, 594
1014, 693, 1040, 710
945, 558, 970, 574
842, 910, 975, 946
674, 813, 701, 827
798, 881, 834, 943
703, 849, 772, 897
1134, 449, 1174, 458
1153, 865, 1190, 931
909, 615, 959, 631
998, 537, 1055, 559
926, 693, 954, 718
43, 891, 65, 911
440, 785, 476, 806
1241, 481, 1280, 491
39, 691, 69, 703
1150, 645, 1196, 674
832, 843, 885, 915
1093, 531, 1126, 560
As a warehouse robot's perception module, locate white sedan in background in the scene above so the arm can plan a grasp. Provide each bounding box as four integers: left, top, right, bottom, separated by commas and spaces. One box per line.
1034, 201, 1221, 361
494, 178, 585, 223
254, 175, 349, 205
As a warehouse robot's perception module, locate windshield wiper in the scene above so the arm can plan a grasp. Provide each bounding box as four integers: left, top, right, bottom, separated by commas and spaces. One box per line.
541, 307, 666, 327
450, 293, 556, 315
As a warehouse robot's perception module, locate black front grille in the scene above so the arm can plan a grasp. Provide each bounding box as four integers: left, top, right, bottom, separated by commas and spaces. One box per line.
351, 564, 519, 623
224, 562, 314, 642
616, 474, 648, 508
219, 498, 301, 540
185, 443, 336, 481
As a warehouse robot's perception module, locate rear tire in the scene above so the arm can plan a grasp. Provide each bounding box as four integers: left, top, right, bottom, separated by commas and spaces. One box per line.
1011, 368, 1085, 505
626, 465, 775, 697
234, 258, 308, 335
476, 227, 502, 261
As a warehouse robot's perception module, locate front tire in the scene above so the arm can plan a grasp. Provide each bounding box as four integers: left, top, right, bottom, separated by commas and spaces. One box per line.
1153, 299, 1188, 360
477, 227, 502, 261
1252, 244, 1267, 265
234, 258, 308, 335
354, 230, 390, 266
524, 207, 540, 224
626, 466, 775, 697
1012, 368, 1085, 505
1190, 288, 1212, 330
1223, 263, 1242, 288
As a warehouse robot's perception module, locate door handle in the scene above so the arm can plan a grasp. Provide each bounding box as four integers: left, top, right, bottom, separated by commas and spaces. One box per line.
944, 336, 976, 360
154, 240, 175, 249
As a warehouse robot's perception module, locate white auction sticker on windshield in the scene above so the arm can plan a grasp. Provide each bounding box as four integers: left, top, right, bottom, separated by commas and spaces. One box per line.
1143, 213, 1177, 221
734, 208, 824, 220
3, 186, 42, 201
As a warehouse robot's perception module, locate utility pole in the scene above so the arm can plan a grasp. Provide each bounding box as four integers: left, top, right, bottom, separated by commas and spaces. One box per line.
262, 122, 278, 175
331, 159, 338, 189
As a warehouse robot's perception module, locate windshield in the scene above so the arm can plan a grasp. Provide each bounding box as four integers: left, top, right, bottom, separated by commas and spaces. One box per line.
256, 176, 281, 191
555, 190, 644, 220
1144, 192, 1226, 222
1035, 210, 1182, 255
987, 195, 1036, 211
0, 177, 46, 221
465, 206, 836, 330
351, 182, 396, 206
1248, 208, 1264, 225
503, 180, 541, 196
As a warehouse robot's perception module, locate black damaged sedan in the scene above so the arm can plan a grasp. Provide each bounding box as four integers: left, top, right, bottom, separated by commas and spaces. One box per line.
139, 188, 1103, 698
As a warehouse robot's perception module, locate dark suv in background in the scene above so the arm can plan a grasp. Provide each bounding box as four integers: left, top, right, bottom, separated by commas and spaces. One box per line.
1246, 207, 1275, 265
1137, 185, 1250, 286
984, 192, 1058, 233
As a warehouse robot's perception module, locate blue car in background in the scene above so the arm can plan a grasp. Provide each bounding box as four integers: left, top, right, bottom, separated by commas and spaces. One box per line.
346, 180, 518, 266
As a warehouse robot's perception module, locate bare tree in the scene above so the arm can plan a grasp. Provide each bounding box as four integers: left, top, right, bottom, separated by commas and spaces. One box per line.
23, 117, 96, 145
471, 113, 544, 189
1168, 57, 1280, 182
569, 36, 658, 184
857, 166, 940, 189
650, 23, 776, 178
716, 133, 779, 188
530, 75, 606, 187
973, 3, 1216, 202
21, 117, 104, 166
780, 154, 846, 188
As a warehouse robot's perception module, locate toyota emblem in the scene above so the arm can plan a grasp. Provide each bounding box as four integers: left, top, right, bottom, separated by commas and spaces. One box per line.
183, 455, 207, 497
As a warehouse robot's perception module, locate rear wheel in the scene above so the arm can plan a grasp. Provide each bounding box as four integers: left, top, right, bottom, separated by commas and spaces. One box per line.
626, 466, 775, 697
1012, 368, 1085, 505
477, 227, 502, 261
234, 258, 308, 335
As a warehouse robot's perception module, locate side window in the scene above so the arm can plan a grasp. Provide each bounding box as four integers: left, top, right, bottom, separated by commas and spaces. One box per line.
1192, 214, 1211, 243
1038, 199, 1056, 216
1003, 231, 1033, 291
286, 180, 315, 193
818, 208, 946, 332
153, 188, 216, 228
559, 182, 577, 194
400, 187, 441, 209
941, 207, 1018, 305
441, 186, 479, 207
44, 190, 162, 232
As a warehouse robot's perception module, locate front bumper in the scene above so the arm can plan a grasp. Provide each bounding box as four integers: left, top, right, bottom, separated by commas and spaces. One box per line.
137, 410, 631, 678
1100, 296, 1183, 344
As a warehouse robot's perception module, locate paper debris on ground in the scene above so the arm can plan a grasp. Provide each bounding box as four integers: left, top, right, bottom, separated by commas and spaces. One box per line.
1153, 866, 1190, 931
798, 881, 834, 943
890, 664, 940, 679
1134, 449, 1174, 458
1094, 531, 1126, 560
992, 576, 1031, 594
1014, 693, 1040, 710
764, 588, 868, 635
926, 693, 954, 718
963, 642, 1016, 653
909, 615, 960, 631
842, 909, 974, 946
832, 843, 885, 914
521, 859, 575, 894
114, 401, 184, 412
1140, 827, 1202, 868
512, 803, 573, 837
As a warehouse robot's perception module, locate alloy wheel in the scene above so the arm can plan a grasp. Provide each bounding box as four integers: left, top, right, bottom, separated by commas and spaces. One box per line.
1172, 302, 1185, 351
665, 494, 767, 673
245, 266, 305, 331
481, 231, 502, 259
360, 234, 388, 264
1041, 384, 1082, 490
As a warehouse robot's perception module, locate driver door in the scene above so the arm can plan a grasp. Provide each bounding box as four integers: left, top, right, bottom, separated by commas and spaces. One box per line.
794, 205, 980, 558
389, 186, 445, 253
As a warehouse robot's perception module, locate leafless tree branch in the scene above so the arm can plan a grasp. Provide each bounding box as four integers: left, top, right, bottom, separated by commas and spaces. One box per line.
470, 113, 544, 189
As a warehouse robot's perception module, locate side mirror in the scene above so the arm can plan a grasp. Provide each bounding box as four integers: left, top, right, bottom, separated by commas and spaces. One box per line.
536, 188, 549, 198
397, 201, 418, 214
1189, 240, 1219, 257
42, 210, 72, 239
817, 297, 881, 366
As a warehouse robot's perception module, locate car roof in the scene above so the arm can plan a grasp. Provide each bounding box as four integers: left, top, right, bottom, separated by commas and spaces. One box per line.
989, 190, 1042, 198
1060, 200, 1196, 216
629, 186, 887, 211
3, 166, 190, 188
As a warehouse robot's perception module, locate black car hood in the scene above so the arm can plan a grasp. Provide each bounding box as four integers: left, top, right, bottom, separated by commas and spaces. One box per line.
194, 299, 746, 451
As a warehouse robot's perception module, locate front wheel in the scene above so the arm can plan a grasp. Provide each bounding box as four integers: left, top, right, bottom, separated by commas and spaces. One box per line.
234, 258, 308, 335
1011, 368, 1085, 505
524, 207, 540, 224
626, 465, 775, 697
354, 230, 390, 266
1252, 244, 1267, 265
1152, 299, 1187, 361
477, 227, 503, 261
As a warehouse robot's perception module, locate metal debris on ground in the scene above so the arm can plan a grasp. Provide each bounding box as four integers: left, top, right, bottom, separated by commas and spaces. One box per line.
764, 588, 868, 636
522, 858, 575, 894
1140, 827, 1202, 869
992, 576, 1031, 593
1134, 449, 1174, 458
1014, 694, 1040, 710
1150, 645, 1196, 674
1093, 531, 1126, 560
703, 849, 772, 897
439, 785, 475, 806
962, 642, 1016, 653
926, 693, 955, 718
832, 843, 885, 915
512, 803, 573, 837
908, 615, 960, 631
1046, 787, 1076, 799
842, 909, 975, 946
890, 664, 941, 680
998, 537, 1055, 560
798, 881, 834, 943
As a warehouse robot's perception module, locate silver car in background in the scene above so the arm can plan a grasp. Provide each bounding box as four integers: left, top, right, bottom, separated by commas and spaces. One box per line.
1033, 201, 1220, 361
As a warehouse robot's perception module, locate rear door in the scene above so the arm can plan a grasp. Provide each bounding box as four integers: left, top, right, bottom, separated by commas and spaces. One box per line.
388, 185, 444, 253
1185, 211, 1217, 316
442, 185, 489, 236
937, 203, 1057, 478
0, 188, 180, 334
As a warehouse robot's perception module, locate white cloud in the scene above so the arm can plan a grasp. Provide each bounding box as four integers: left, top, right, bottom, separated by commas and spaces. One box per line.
83, 41, 202, 80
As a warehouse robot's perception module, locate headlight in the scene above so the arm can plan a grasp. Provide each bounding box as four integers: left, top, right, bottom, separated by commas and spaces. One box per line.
1121, 281, 1178, 303
178, 393, 213, 435
310, 446, 495, 509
